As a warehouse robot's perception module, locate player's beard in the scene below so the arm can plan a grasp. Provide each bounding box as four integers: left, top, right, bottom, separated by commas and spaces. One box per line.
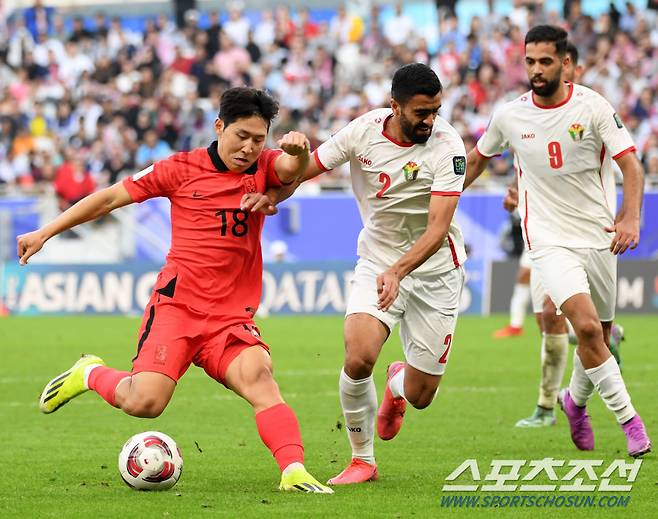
400, 115, 432, 144
530, 73, 562, 98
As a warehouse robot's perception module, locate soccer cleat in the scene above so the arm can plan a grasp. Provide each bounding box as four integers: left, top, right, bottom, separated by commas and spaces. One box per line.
493, 325, 523, 339
621, 415, 652, 458
515, 406, 556, 428
558, 389, 594, 451
39, 354, 105, 414
377, 361, 406, 441
608, 323, 624, 370
279, 467, 334, 494
327, 458, 378, 485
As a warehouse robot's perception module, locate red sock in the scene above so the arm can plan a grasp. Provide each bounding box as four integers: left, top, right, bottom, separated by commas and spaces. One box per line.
255, 403, 304, 471
88, 366, 131, 407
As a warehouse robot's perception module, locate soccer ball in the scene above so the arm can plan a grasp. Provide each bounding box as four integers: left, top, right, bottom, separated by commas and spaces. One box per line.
118, 431, 183, 491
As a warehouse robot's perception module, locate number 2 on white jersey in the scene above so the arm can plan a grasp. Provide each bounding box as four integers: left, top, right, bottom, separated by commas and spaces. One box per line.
376, 172, 391, 198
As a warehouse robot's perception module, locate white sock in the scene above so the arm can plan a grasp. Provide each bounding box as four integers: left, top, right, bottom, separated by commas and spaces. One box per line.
83, 364, 104, 389
585, 356, 636, 424
568, 349, 595, 407
282, 462, 305, 476
510, 283, 530, 328
389, 368, 406, 400
339, 368, 377, 465
538, 334, 569, 409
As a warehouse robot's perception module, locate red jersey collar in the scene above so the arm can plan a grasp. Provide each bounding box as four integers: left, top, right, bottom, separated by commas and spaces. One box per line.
532, 82, 574, 109
207, 141, 258, 175
382, 115, 415, 147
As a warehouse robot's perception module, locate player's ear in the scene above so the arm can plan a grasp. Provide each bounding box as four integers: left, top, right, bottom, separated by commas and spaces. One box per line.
390, 98, 400, 116
214, 118, 224, 137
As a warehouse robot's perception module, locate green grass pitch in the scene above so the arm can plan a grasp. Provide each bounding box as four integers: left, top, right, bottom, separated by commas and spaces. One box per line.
1, 315, 656, 518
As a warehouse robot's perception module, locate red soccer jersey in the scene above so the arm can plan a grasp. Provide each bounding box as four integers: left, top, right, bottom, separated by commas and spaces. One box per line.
123, 142, 282, 318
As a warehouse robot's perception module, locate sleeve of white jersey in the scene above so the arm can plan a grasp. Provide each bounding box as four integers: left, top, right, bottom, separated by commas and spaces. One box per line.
592, 95, 636, 160
431, 136, 467, 195
313, 118, 359, 171
475, 110, 508, 158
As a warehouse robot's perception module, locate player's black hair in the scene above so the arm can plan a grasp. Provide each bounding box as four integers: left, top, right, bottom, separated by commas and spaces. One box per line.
391, 63, 443, 105
218, 87, 279, 128
565, 41, 579, 65
525, 25, 568, 56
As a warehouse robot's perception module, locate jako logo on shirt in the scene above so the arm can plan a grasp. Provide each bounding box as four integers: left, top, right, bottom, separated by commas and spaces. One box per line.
521, 133, 535, 140
358, 155, 373, 166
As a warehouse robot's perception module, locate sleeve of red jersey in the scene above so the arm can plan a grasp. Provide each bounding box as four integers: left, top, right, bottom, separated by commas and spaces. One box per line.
314, 117, 359, 172
122, 156, 183, 202
475, 110, 508, 158
261, 148, 284, 188
431, 137, 468, 196
593, 96, 636, 160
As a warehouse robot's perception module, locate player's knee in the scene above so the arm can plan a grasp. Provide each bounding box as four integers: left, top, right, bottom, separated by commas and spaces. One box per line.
121, 395, 166, 418
576, 319, 603, 344
343, 354, 376, 379
406, 386, 438, 410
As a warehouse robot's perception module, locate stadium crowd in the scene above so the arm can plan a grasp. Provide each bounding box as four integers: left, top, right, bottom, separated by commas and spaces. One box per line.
0, 0, 657, 208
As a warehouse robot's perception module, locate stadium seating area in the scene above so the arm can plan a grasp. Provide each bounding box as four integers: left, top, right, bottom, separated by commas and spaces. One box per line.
0, 0, 657, 207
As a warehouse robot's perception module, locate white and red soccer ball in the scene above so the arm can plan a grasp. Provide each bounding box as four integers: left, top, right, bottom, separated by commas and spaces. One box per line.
118, 431, 183, 490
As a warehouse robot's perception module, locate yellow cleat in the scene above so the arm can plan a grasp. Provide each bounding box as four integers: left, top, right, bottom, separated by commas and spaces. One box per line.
279, 467, 334, 494
39, 355, 105, 414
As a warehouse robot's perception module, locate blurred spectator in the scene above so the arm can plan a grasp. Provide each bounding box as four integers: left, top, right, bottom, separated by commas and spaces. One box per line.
53, 150, 95, 211
135, 129, 172, 169
24, 0, 54, 40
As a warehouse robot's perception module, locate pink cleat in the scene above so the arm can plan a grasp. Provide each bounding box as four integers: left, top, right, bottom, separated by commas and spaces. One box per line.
327, 458, 379, 485
377, 361, 406, 441
558, 389, 595, 451
493, 325, 523, 339
621, 415, 652, 458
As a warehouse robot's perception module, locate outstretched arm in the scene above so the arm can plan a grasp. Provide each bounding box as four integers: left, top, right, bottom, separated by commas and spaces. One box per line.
376, 194, 460, 311
273, 131, 311, 184
463, 148, 491, 190
606, 152, 644, 255
16, 182, 134, 264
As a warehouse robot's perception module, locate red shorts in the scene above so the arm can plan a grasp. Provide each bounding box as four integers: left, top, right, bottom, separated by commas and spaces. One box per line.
132, 290, 269, 386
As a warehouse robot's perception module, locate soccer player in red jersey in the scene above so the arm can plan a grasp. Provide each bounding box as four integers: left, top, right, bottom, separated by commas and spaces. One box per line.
17, 87, 333, 493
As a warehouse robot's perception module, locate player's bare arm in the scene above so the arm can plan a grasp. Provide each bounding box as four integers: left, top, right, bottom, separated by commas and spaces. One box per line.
273, 131, 311, 183
606, 152, 644, 255
463, 148, 491, 190
17, 182, 133, 265
377, 194, 460, 311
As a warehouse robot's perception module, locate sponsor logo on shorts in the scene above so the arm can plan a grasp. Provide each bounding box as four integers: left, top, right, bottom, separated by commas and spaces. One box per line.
155, 345, 168, 365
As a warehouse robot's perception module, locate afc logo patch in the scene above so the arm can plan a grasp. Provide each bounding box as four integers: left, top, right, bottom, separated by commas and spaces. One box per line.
154, 345, 168, 365
243, 177, 257, 193
452, 156, 466, 175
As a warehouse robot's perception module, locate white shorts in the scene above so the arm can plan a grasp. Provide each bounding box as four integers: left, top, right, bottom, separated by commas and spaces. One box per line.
530, 267, 547, 314
346, 258, 464, 376
529, 247, 616, 322
520, 250, 532, 270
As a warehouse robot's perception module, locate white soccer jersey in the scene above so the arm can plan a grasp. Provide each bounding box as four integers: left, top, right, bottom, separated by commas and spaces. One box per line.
314, 108, 467, 275
477, 83, 636, 250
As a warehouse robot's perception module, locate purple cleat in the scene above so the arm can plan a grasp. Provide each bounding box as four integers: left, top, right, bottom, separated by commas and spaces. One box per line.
558, 389, 595, 451
621, 415, 652, 458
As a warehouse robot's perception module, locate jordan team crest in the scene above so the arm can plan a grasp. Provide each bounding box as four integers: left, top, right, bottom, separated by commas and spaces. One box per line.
568, 123, 585, 141
403, 161, 419, 181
